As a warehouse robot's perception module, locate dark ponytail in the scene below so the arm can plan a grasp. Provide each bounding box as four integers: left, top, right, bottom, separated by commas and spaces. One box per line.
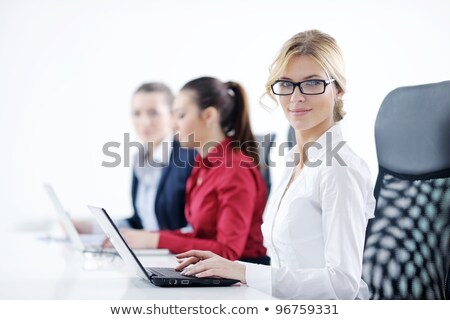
181, 77, 259, 166
225, 81, 259, 165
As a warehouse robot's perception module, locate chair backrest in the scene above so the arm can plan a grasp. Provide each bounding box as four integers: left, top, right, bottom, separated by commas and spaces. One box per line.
363, 81, 450, 299
254, 133, 276, 194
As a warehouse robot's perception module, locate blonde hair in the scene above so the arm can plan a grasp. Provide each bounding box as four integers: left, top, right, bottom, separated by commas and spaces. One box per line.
264, 30, 346, 122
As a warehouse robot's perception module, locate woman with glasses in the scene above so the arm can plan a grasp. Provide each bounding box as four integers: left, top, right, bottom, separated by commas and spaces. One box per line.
175, 30, 376, 299
110, 77, 269, 264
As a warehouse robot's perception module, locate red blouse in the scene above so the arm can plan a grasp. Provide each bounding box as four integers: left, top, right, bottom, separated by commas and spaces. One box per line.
158, 138, 267, 260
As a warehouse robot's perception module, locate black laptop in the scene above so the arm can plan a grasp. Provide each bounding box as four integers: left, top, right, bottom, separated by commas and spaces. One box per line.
88, 205, 239, 287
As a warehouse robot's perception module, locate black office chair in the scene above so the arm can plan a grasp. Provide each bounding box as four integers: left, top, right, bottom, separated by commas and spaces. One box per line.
362, 81, 450, 299
255, 133, 276, 195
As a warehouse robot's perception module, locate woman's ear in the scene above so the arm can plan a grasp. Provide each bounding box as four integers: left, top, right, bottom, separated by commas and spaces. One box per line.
201, 106, 219, 128
335, 84, 344, 100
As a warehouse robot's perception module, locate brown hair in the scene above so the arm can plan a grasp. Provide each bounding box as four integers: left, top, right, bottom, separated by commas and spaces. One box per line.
181, 77, 259, 165
134, 82, 174, 108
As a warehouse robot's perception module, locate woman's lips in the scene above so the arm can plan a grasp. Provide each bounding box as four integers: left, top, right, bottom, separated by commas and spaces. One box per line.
289, 108, 312, 116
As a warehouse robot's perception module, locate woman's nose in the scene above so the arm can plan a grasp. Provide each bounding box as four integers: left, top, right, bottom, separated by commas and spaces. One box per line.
290, 85, 306, 103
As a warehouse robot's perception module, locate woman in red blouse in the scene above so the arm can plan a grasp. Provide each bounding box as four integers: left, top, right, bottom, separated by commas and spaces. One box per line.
116, 77, 269, 263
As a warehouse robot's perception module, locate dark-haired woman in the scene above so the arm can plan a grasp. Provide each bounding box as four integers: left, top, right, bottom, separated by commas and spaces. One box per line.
114, 77, 269, 263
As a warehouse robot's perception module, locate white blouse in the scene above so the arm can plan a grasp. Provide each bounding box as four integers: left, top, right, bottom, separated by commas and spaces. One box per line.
134, 134, 173, 231
242, 124, 376, 299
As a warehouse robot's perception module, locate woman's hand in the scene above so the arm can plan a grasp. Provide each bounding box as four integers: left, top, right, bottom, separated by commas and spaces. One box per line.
102, 229, 160, 249
175, 250, 247, 284
72, 219, 93, 234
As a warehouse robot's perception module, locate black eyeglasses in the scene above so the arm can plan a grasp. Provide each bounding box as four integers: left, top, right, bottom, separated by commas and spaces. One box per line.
271, 79, 336, 96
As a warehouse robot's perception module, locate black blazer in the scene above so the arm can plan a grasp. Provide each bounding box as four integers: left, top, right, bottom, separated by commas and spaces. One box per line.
127, 140, 196, 230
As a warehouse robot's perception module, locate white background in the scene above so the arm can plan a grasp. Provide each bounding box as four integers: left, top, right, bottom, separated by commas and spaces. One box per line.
1, 0, 449, 230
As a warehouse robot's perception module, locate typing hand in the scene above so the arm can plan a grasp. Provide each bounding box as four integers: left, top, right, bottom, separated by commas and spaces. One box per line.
175, 250, 246, 284
72, 219, 94, 234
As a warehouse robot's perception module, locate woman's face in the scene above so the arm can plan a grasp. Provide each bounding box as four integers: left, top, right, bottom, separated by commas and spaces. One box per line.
172, 90, 208, 148
278, 55, 342, 132
131, 91, 173, 144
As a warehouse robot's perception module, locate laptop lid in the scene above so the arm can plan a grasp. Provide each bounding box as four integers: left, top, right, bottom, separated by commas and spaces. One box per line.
88, 205, 150, 281
43, 184, 85, 251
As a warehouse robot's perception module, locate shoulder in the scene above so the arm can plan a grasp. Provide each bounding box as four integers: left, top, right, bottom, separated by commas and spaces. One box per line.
317, 144, 373, 191
211, 149, 260, 188
223, 148, 258, 172
173, 141, 196, 157
170, 140, 196, 169
315, 144, 376, 219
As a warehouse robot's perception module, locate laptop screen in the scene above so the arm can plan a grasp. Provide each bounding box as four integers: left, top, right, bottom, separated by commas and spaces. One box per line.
44, 184, 85, 251
88, 205, 149, 281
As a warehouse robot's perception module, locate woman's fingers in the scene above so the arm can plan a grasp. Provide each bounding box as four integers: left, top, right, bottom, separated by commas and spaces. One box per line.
102, 237, 112, 248
175, 250, 197, 258
195, 269, 221, 278
175, 257, 199, 271
181, 261, 209, 276
181, 259, 224, 277
177, 257, 245, 283
175, 250, 214, 259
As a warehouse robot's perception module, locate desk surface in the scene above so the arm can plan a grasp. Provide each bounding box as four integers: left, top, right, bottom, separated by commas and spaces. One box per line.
0, 230, 274, 300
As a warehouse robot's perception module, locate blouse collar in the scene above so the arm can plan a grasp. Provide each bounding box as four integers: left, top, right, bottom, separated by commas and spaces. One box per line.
285, 123, 344, 164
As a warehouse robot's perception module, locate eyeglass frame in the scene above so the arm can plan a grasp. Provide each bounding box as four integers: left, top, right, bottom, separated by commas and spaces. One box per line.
271, 78, 336, 96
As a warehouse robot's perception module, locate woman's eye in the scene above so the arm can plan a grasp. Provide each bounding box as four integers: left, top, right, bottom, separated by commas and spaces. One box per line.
304, 80, 321, 87
174, 111, 185, 119
147, 110, 159, 117
280, 81, 293, 88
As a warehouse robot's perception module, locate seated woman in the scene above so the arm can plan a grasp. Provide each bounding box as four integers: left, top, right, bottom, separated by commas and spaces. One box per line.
113, 77, 269, 263
75, 82, 196, 233
175, 30, 376, 300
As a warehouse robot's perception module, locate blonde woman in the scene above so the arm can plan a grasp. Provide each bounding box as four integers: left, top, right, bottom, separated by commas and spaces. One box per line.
175, 30, 376, 300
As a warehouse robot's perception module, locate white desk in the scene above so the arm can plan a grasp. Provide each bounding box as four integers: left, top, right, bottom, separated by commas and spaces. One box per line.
0, 230, 274, 300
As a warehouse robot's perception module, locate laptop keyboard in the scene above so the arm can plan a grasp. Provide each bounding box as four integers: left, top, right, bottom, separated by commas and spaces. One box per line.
145, 267, 196, 279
